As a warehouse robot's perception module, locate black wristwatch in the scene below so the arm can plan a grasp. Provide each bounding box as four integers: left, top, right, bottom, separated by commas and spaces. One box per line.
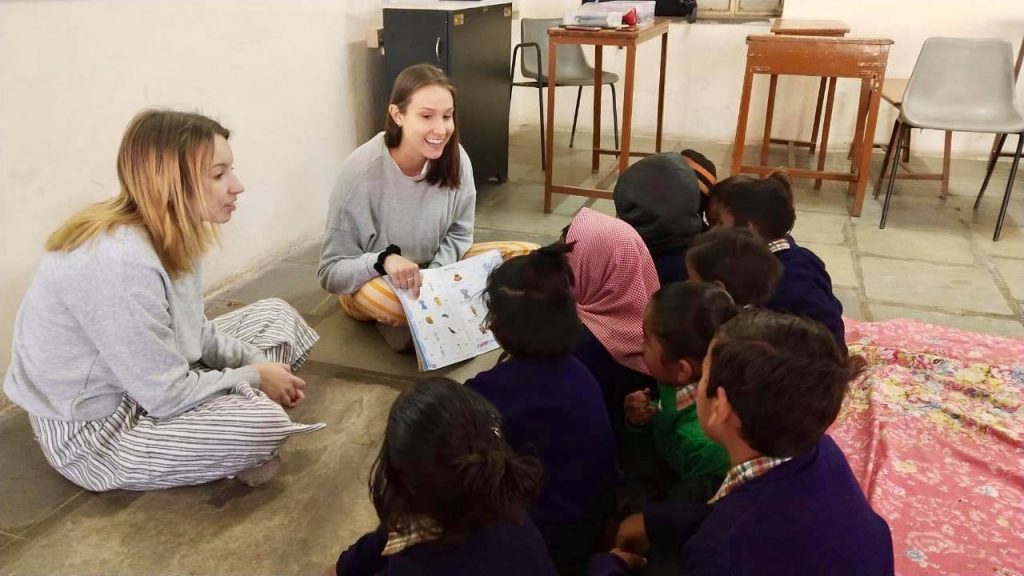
373, 244, 402, 276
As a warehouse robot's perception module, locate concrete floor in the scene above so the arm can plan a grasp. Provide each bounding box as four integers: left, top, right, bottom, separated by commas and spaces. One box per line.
1, 129, 1022, 575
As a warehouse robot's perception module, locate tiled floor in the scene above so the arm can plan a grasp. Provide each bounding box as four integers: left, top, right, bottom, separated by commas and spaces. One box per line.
1, 129, 1022, 574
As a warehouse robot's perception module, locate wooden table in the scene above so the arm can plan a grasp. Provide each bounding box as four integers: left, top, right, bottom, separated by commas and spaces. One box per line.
761, 19, 850, 169
543, 18, 671, 213
731, 35, 893, 217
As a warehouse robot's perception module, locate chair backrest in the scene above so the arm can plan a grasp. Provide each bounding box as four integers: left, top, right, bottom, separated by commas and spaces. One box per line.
902, 38, 1022, 132
520, 18, 595, 84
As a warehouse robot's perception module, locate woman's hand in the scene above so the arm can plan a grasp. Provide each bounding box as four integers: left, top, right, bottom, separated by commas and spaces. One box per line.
383, 254, 422, 299
624, 389, 657, 426
255, 363, 306, 408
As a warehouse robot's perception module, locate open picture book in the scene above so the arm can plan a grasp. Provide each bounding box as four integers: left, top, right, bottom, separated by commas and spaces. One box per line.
384, 250, 503, 371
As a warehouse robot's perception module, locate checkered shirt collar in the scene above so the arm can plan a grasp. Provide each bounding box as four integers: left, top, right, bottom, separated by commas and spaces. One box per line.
767, 238, 791, 253
708, 455, 793, 504
381, 518, 442, 556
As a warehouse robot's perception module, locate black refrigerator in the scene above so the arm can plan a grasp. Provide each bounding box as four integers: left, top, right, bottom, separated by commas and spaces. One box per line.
383, 2, 512, 184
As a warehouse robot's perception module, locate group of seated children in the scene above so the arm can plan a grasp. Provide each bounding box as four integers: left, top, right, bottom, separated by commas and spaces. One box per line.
328, 159, 893, 575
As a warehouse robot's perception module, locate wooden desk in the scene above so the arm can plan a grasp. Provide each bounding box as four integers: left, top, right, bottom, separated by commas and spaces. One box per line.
761, 19, 850, 168
543, 19, 671, 213
731, 35, 893, 217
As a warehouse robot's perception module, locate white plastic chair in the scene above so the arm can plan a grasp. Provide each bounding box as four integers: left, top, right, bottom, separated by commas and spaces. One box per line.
511, 18, 619, 169
878, 37, 1024, 241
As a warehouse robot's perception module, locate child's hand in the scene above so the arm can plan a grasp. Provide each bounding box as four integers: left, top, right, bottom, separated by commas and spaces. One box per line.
614, 513, 651, 555
624, 389, 656, 425
610, 547, 647, 571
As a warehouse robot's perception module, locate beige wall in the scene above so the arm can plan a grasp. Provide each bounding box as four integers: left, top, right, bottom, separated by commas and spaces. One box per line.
0, 1, 388, 371
511, 0, 1024, 156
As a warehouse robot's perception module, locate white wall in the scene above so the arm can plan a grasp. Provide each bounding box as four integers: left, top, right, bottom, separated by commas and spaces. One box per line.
0, 1, 388, 370
511, 0, 1024, 157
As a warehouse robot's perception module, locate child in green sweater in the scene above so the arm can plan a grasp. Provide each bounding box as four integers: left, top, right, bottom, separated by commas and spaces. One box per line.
623, 282, 738, 503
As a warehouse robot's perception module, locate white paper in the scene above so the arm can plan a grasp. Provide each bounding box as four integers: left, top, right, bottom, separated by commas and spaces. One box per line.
385, 250, 503, 371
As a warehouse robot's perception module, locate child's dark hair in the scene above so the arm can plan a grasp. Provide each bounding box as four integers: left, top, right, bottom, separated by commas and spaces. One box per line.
648, 282, 738, 361
484, 243, 580, 358
709, 172, 795, 240
685, 228, 781, 307
370, 377, 542, 543
706, 310, 867, 458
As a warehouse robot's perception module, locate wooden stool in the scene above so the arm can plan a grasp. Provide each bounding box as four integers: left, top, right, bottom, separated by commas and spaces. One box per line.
872, 78, 953, 200
760, 19, 850, 169
732, 35, 893, 217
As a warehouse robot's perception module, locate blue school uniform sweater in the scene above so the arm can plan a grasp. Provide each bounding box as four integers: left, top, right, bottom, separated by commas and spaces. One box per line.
336, 520, 557, 576
465, 356, 618, 528
588, 435, 894, 576
653, 251, 688, 286
767, 240, 847, 351
572, 327, 658, 441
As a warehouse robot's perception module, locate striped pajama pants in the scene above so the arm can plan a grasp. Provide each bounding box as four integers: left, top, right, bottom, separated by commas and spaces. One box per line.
28, 298, 325, 492
339, 241, 540, 325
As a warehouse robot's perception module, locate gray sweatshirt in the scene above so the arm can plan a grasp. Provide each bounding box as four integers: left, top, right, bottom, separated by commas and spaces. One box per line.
318, 132, 476, 295
3, 226, 264, 421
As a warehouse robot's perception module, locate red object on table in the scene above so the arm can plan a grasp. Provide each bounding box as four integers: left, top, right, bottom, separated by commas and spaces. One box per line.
622, 8, 637, 26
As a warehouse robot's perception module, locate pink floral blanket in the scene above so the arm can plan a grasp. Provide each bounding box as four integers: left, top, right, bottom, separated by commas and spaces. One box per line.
830, 318, 1024, 575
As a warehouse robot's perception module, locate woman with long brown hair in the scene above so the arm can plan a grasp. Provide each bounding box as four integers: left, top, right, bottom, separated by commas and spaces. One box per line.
3, 109, 323, 491
318, 64, 534, 350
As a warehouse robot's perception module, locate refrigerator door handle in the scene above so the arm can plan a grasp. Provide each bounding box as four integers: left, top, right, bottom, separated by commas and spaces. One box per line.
435, 36, 442, 63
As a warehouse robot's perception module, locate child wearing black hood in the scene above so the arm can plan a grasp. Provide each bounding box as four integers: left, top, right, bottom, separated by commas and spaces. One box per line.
613, 151, 717, 285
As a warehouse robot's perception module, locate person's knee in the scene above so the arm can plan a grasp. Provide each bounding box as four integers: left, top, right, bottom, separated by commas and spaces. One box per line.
260, 297, 302, 320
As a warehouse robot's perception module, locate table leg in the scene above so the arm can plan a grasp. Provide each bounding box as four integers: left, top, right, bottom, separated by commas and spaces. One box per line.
852, 76, 884, 217
544, 36, 558, 213
619, 43, 637, 176
592, 46, 603, 174
760, 74, 778, 166
849, 79, 870, 166
656, 32, 667, 153
809, 77, 827, 154
814, 77, 837, 190
731, 69, 755, 176
848, 78, 870, 196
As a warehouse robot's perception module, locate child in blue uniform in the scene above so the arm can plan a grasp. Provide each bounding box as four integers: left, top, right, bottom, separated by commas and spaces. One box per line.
709, 172, 846, 351
331, 378, 557, 576
466, 245, 617, 576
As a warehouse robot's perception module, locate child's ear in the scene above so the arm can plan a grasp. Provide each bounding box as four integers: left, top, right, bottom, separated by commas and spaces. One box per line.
709, 385, 733, 429
675, 358, 697, 386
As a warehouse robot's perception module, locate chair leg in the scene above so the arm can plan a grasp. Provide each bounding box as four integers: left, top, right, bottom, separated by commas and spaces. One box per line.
610, 82, 619, 150
940, 131, 952, 199
570, 86, 583, 148
993, 132, 1023, 241
880, 125, 907, 229
874, 118, 900, 199
976, 133, 1007, 209
538, 86, 546, 171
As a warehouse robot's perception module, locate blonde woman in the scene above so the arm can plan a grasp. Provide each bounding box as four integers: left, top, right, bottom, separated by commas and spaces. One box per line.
3, 110, 323, 491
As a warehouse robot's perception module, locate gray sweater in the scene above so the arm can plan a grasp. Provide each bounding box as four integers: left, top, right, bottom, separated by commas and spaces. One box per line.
4, 226, 264, 421
318, 132, 476, 295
